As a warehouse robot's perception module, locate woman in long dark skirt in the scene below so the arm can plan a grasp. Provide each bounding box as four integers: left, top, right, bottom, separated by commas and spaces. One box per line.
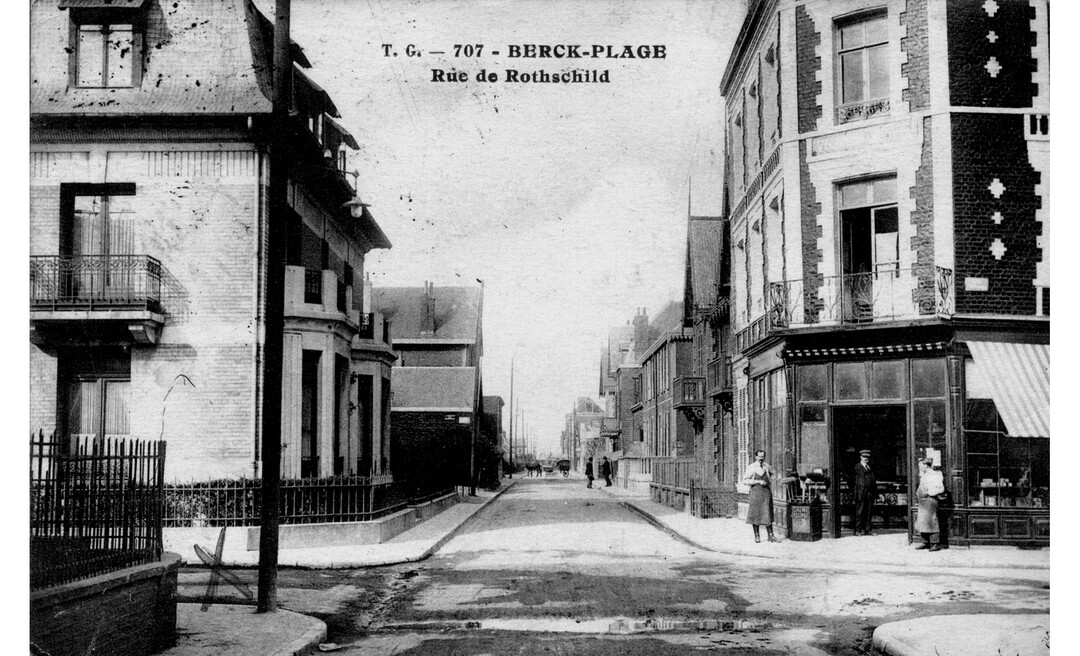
743, 449, 778, 543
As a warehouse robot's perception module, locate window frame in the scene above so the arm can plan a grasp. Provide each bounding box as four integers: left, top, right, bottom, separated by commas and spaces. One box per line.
834, 9, 889, 120
68, 8, 144, 89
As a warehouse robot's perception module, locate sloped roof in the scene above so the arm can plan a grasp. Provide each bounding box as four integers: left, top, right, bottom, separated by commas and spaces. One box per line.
392, 367, 477, 410
650, 301, 684, 334
30, 0, 310, 116
374, 286, 481, 341
688, 216, 725, 309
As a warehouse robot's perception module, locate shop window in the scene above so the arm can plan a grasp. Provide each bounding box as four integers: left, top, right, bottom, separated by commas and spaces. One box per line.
913, 399, 947, 465
798, 364, 828, 401
911, 359, 945, 398
834, 362, 867, 400
965, 399, 1049, 508
871, 360, 905, 400
799, 404, 829, 474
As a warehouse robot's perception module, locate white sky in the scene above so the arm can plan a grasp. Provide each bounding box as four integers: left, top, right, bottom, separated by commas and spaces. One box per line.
277, 0, 747, 456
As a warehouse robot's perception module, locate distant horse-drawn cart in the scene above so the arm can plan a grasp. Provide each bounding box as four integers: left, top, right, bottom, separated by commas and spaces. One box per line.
557, 459, 570, 477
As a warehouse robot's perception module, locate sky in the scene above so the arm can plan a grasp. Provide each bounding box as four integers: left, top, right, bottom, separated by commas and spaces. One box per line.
279, 0, 748, 457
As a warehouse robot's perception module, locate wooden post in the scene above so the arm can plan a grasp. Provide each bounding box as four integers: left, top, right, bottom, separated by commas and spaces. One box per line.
257, 0, 290, 614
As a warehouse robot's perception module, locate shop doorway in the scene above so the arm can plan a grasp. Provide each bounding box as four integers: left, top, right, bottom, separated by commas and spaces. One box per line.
833, 405, 909, 536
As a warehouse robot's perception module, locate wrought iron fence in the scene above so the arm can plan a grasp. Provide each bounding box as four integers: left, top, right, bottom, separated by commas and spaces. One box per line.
30, 431, 166, 590
162, 473, 449, 527
690, 485, 728, 519
29, 255, 163, 312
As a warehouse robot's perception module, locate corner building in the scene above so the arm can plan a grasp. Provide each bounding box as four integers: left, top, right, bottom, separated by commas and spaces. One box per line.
722, 0, 1048, 545
29, 0, 394, 482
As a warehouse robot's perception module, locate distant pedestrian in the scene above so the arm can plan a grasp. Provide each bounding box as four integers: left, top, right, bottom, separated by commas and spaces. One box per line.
585, 457, 594, 489
853, 449, 877, 536
743, 450, 778, 543
600, 456, 612, 487
914, 458, 945, 552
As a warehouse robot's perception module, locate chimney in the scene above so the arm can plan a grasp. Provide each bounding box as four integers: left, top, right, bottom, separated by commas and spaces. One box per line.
420, 281, 436, 336
632, 308, 649, 361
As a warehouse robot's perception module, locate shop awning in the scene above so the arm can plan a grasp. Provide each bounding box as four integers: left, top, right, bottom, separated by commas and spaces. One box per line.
965, 341, 1049, 437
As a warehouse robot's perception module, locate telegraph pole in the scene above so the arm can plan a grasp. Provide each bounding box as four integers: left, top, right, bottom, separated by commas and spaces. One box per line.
508, 359, 514, 478
257, 0, 290, 614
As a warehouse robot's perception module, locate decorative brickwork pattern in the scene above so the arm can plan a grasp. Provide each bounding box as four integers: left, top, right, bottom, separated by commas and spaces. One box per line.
947, 0, 1038, 107
796, 5, 822, 134
910, 116, 935, 310
901, 0, 931, 110
952, 113, 1041, 315
799, 140, 823, 321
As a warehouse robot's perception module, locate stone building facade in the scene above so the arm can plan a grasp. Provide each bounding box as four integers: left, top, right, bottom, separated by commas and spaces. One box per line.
722, 0, 1048, 545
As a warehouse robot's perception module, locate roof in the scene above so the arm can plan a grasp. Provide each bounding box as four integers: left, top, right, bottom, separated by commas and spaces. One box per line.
687, 216, 725, 310
650, 301, 684, 334
719, 0, 774, 96
391, 367, 477, 411
30, 0, 319, 116
374, 286, 482, 341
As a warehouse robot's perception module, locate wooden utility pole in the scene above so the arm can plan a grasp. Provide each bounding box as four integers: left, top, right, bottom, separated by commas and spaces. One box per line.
508, 359, 514, 478
257, 0, 290, 614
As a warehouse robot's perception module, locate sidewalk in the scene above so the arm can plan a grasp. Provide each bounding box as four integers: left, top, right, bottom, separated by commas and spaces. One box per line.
872, 614, 1049, 656
174, 482, 515, 569
165, 481, 516, 656
600, 485, 1049, 572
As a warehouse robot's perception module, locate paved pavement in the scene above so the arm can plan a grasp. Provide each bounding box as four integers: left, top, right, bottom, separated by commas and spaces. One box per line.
165, 481, 515, 656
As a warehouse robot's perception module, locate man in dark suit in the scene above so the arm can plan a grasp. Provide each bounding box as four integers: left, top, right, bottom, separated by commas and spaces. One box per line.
854, 449, 877, 536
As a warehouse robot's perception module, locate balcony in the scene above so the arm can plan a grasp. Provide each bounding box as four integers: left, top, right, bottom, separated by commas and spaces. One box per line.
29, 255, 166, 345
735, 266, 954, 353
672, 376, 706, 410
705, 356, 732, 396
31, 255, 162, 312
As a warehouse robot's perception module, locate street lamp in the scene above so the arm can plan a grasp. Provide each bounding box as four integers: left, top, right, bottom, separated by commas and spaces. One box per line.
343, 196, 371, 218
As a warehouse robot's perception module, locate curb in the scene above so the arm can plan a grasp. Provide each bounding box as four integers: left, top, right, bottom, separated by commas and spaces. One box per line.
620, 501, 716, 553
418, 479, 519, 560
613, 494, 1049, 573
282, 609, 328, 656
871, 624, 911, 656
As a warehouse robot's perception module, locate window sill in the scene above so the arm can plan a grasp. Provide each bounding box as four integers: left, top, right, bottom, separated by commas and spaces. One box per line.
835, 98, 891, 125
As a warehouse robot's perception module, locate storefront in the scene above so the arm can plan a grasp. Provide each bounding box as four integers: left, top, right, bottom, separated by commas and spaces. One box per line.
742, 327, 1048, 547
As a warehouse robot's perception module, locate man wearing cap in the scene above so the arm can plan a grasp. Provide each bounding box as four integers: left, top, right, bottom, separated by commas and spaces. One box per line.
853, 449, 877, 536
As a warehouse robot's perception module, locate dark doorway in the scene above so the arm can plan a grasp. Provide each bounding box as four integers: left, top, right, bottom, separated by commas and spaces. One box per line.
833, 405, 909, 536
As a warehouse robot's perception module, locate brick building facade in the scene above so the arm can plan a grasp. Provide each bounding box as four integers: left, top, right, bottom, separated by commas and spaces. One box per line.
374, 284, 484, 489
721, 0, 1049, 546
29, 0, 394, 482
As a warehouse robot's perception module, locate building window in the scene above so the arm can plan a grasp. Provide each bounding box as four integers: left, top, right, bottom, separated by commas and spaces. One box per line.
72, 18, 141, 88
301, 350, 321, 478
838, 177, 898, 322
60, 349, 131, 448
835, 11, 889, 123
965, 399, 1048, 509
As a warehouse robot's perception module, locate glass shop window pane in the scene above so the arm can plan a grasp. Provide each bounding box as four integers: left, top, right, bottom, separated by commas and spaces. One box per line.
835, 362, 867, 400
799, 364, 828, 401
964, 399, 1000, 433
799, 405, 825, 423
871, 360, 904, 399
911, 359, 945, 398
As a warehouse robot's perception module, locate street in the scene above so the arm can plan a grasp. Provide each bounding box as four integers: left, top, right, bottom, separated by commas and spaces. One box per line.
178, 478, 1050, 654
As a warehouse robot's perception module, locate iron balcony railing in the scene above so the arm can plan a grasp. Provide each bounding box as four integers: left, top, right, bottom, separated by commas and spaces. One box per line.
30, 255, 163, 313
736, 266, 954, 353
767, 265, 952, 330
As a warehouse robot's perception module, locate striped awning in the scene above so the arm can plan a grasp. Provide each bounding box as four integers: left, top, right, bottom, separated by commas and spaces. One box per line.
965, 341, 1049, 438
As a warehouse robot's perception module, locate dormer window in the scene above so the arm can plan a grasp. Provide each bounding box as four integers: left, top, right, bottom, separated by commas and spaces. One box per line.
64, 1, 145, 88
